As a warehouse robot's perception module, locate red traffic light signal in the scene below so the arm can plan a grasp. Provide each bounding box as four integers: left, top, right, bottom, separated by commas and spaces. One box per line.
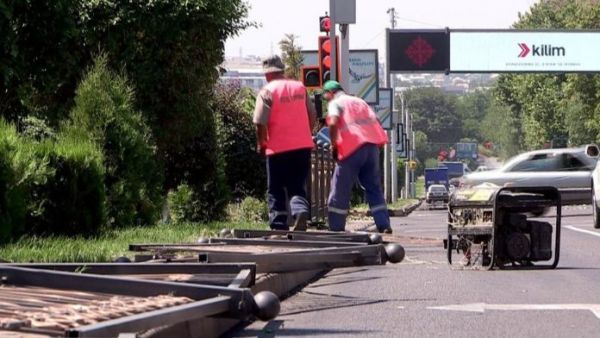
319, 16, 331, 32
302, 66, 320, 89
318, 36, 340, 85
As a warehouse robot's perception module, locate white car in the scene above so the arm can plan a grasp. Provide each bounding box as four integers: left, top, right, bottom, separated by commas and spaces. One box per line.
462, 145, 599, 206
589, 146, 600, 228
426, 184, 449, 204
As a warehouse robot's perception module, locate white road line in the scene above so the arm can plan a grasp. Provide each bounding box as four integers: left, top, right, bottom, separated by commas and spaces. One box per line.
428, 303, 600, 319
565, 225, 600, 238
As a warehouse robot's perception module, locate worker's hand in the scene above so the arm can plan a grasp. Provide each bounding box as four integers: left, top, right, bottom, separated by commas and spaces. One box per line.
256, 143, 266, 156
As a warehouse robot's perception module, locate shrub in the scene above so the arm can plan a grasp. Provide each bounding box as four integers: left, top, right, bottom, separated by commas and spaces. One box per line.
0, 119, 106, 240
227, 197, 268, 223
27, 135, 106, 235
66, 55, 163, 226
168, 183, 195, 224
214, 82, 266, 199
0, 121, 28, 239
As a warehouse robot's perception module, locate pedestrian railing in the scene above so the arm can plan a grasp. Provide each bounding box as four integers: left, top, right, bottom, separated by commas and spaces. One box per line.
307, 141, 334, 227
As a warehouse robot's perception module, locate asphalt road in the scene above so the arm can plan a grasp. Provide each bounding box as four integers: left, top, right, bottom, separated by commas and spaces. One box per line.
232, 204, 600, 338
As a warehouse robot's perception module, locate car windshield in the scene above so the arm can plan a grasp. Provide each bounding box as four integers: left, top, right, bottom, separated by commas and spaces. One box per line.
430, 186, 447, 192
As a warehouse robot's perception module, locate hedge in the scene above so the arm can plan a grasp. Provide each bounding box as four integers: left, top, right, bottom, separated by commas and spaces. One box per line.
0, 120, 106, 241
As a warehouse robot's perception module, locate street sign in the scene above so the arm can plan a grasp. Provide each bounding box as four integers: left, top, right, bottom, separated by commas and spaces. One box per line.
372, 88, 392, 130
397, 132, 408, 158
348, 50, 379, 105
387, 29, 450, 73
301, 49, 379, 105
450, 30, 600, 73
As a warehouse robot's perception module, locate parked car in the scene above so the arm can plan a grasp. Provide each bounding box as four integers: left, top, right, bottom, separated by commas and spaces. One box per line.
461, 145, 599, 206
426, 184, 449, 204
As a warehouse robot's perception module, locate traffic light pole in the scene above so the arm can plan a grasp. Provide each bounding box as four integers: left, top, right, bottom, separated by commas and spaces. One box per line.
329, 0, 337, 82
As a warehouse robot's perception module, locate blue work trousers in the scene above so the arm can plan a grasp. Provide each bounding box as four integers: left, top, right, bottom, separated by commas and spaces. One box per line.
328, 143, 390, 231
266, 148, 311, 230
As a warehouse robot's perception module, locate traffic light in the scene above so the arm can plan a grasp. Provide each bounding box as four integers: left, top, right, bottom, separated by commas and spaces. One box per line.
319, 16, 331, 32
318, 36, 340, 86
301, 66, 320, 89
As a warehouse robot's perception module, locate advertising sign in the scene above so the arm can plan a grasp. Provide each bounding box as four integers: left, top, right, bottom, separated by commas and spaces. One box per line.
301, 49, 379, 105
348, 50, 379, 105
450, 30, 600, 72
387, 29, 450, 73
372, 88, 392, 130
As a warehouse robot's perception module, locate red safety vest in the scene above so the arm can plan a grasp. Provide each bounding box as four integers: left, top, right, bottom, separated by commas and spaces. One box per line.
264, 80, 314, 155
329, 94, 388, 160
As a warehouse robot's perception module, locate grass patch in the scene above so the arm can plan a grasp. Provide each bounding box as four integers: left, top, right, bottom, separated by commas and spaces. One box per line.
0, 222, 268, 263
416, 176, 425, 198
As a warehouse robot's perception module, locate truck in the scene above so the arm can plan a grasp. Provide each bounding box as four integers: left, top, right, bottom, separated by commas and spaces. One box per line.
438, 161, 470, 179
424, 167, 449, 191
456, 142, 478, 160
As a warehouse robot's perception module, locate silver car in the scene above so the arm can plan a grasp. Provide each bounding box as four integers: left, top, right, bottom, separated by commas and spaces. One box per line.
462, 145, 599, 206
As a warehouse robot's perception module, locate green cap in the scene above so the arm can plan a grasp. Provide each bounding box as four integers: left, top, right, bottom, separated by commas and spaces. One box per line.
323, 80, 343, 92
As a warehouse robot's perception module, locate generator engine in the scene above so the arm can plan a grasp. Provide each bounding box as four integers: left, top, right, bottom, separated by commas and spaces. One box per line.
495, 212, 553, 264
446, 185, 561, 270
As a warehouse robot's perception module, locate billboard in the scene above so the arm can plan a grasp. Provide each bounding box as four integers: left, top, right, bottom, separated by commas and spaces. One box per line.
348, 50, 379, 105
372, 88, 392, 130
301, 49, 379, 105
387, 29, 450, 73
450, 30, 600, 72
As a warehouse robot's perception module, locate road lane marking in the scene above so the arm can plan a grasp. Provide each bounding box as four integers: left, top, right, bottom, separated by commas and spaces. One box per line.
565, 225, 600, 238
428, 303, 600, 319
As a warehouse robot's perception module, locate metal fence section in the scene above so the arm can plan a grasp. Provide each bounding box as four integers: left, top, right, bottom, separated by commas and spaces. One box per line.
307, 143, 334, 226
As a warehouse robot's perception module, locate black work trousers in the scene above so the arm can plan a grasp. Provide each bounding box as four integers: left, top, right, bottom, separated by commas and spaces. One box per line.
266, 148, 311, 230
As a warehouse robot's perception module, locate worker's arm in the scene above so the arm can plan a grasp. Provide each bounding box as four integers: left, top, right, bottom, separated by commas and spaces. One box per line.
326, 98, 342, 160
253, 89, 272, 155
255, 124, 268, 155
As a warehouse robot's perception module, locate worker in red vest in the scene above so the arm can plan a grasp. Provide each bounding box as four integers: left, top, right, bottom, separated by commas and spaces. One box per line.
322, 80, 391, 233
253, 55, 316, 230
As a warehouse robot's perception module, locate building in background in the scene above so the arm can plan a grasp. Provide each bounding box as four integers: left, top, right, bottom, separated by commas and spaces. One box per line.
220, 56, 266, 92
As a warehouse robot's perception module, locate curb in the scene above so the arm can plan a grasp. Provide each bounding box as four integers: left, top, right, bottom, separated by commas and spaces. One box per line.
388, 199, 422, 217
350, 199, 423, 218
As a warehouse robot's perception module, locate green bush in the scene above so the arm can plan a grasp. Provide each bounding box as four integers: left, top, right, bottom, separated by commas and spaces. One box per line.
27, 135, 106, 235
66, 55, 163, 227
227, 197, 268, 223
0, 121, 28, 239
168, 183, 195, 224
214, 83, 266, 199
0, 120, 106, 240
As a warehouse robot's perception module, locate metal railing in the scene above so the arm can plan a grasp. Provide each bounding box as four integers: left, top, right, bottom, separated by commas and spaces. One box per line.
307, 141, 334, 227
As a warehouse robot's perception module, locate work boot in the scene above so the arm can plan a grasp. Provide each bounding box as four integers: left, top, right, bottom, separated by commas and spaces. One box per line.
292, 212, 308, 231
364, 224, 392, 234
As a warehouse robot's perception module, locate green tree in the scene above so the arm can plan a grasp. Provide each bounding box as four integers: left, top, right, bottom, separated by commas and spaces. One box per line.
455, 90, 491, 141
66, 55, 162, 226
279, 33, 303, 80
403, 87, 463, 144
495, 0, 600, 149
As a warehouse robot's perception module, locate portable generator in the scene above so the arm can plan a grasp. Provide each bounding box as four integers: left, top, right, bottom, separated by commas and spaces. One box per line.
444, 185, 561, 270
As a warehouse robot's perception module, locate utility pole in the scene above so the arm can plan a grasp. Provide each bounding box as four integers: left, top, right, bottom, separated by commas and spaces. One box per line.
386, 7, 398, 202
387, 8, 397, 29
329, 1, 337, 82
384, 7, 397, 202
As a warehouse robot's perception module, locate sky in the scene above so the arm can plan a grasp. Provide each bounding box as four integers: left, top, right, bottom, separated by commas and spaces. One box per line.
225, 0, 540, 58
